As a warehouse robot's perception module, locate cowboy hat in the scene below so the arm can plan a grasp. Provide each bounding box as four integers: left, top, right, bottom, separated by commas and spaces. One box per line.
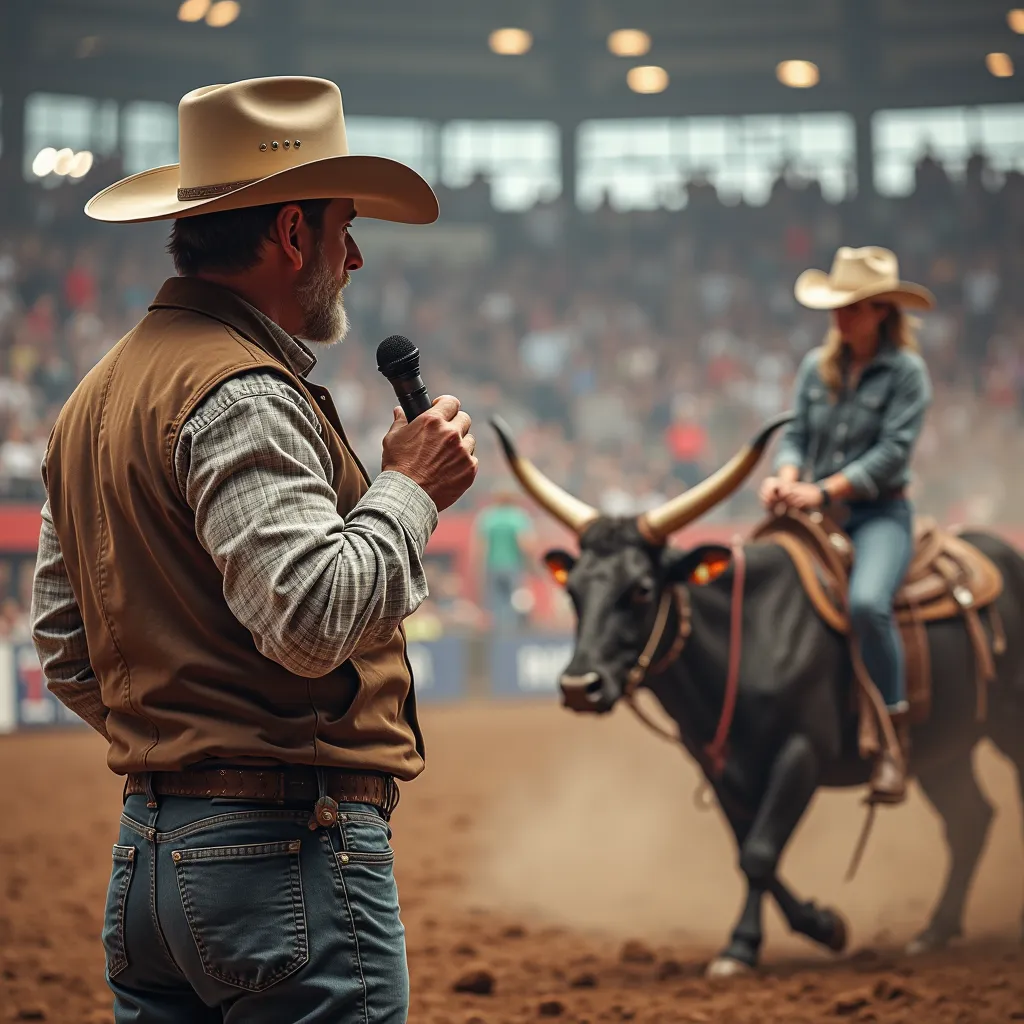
85, 76, 438, 225
794, 246, 935, 311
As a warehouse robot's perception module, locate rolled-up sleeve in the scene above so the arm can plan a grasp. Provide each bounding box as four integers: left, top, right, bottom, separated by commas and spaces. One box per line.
176, 372, 438, 679
772, 350, 816, 473
841, 354, 932, 499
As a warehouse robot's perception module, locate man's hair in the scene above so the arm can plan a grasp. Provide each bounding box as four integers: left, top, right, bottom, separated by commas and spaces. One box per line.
167, 199, 331, 276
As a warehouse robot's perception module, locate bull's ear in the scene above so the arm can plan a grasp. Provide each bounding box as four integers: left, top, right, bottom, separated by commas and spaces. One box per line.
542, 549, 576, 587
665, 544, 733, 586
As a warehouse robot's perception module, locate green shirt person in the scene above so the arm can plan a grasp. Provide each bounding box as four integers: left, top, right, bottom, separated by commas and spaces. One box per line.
474, 491, 535, 631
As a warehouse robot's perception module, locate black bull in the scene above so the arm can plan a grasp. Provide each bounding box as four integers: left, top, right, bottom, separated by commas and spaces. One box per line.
491, 413, 1024, 976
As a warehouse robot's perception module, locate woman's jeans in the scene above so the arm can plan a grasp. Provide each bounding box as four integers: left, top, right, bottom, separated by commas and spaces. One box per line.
102, 794, 408, 1023
844, 498, 914, 711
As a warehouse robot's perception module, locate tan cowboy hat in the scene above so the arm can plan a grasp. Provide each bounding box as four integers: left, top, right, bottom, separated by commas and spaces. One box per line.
85, 76, 438, 225
794, 246, 935, 311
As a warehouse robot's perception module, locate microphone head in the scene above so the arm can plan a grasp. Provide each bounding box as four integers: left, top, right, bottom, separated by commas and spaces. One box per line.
376, 334, 420, 379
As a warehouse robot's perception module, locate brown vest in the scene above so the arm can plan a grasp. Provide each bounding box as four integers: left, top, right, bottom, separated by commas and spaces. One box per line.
45, 277, 424, 780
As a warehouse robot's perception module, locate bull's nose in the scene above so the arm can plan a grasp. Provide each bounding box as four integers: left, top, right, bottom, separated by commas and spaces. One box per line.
559, 671, 604, 711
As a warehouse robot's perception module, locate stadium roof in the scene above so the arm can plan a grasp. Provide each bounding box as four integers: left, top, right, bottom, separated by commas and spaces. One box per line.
3, 0, 1024, 123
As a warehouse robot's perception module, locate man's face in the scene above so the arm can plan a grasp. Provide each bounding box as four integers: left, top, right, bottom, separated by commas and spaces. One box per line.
296, 199, 363, 345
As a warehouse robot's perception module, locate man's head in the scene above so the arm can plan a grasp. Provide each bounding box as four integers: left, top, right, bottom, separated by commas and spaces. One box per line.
167, 196, 363, 344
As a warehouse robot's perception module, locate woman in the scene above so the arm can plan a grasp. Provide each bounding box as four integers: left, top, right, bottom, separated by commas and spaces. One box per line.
759, 246, 935, 799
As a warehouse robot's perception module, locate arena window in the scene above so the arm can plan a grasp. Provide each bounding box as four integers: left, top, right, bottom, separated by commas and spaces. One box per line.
440, 120, 561, 211
873, 104, 1024, 196
576, 112, 855, 211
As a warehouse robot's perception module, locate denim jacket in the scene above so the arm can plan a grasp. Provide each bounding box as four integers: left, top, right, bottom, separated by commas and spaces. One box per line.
773, 344, 932, 500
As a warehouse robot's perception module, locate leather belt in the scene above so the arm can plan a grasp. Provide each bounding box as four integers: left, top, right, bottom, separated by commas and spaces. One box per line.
125, 766, 400, 819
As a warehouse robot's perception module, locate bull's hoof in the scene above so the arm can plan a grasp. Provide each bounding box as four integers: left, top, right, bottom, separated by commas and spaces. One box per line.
824, 908, 849, 953
705, 956, 754, 979
905, 925, 960, 956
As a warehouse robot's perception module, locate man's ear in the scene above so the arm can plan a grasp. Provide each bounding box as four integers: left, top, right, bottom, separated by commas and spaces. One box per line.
542, 549, 576, 587
665, 544, 733, 586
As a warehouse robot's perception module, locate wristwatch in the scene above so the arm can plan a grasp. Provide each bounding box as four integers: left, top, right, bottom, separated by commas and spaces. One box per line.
817, 484, 831, 508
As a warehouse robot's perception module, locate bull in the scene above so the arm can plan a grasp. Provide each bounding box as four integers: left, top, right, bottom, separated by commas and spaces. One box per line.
490, 413, 1024, 976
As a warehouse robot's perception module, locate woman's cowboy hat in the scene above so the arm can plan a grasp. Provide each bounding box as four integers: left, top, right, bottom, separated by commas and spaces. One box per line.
794, 246, 935, 311
85, 76, 438, 225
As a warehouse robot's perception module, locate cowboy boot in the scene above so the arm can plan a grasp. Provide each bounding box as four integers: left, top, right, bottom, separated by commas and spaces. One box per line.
869, 706, 910, 805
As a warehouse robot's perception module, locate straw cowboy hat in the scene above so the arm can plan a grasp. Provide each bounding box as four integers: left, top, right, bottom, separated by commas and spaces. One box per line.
85, 76, 438, 225
794, 246, 935, 311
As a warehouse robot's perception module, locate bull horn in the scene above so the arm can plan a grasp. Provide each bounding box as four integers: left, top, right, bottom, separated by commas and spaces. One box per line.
638, 411, 795, 544
490, 416, 599, 534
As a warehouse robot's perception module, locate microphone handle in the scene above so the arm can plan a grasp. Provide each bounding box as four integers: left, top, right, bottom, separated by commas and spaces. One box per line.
390, 373, 432, 421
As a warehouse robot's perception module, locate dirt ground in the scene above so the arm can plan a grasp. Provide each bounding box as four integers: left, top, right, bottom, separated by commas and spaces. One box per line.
1, 700, 1023, 1023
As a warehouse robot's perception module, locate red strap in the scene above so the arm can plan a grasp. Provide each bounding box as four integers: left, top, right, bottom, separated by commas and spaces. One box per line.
705, 540, 746, 777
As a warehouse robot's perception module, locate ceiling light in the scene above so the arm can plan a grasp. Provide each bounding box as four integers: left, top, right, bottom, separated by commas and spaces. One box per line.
626, 65, 669, 94
987, 51, 1014, 77
1008, 9, 1024, 33
489, 28, 532, 55
68, 151, 95, 179
776, 60, 820, 88
31, 148, 58, 178
53, 149, 76, 176
206, 1, 240, 27
608, 29, 651, 57
177, 0, 210, 22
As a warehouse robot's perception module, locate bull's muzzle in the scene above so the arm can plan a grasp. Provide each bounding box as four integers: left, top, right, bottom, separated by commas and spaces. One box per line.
559, 671, 606, 712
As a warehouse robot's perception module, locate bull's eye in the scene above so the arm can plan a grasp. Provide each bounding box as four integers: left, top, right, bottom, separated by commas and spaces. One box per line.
632, 578, 655, 605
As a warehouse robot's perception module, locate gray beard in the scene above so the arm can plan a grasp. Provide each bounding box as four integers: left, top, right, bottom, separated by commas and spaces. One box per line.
296, 242, 349, 344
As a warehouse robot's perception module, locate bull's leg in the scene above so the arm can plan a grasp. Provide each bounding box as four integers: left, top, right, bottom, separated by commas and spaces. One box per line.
709, 732, 821, 975
987, 722, 1024, 944
907, 745, 992, 954
768, 877, 848, 953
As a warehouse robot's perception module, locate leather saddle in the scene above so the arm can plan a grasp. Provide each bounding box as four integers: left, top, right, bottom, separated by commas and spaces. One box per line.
748, 507, 1005, 732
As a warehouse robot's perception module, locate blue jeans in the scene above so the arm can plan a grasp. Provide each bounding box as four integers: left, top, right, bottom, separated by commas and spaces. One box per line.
845, 498, 914, 711
102, 794, 408, 1023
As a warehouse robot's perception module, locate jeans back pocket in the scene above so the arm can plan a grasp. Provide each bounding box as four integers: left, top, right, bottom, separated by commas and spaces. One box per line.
172, 839, 308, 992
102, 845, 136, 979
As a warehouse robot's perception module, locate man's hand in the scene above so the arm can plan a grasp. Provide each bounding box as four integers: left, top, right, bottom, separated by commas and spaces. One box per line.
381, 395, 478, 512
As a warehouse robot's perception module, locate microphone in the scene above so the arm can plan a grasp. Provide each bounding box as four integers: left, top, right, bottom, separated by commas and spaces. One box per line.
376, 334, 432, 421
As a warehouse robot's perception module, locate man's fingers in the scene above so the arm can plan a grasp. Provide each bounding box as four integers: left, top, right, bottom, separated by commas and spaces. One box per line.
431, 395, 461, 420
452, 411, 472, 437
463, 433, 477, 456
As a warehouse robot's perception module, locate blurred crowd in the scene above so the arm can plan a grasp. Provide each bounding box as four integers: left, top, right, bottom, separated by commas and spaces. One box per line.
1, 148, 1023, 636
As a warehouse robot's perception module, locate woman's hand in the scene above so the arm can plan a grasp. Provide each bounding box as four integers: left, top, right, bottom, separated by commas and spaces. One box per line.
779, 482, 825, 510
759, 476, 787, 508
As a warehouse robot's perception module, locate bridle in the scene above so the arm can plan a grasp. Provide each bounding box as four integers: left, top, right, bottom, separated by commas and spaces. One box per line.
620, 539, 748, 779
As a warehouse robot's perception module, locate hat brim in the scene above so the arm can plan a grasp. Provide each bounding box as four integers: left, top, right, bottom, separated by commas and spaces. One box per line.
794, 269, 935, 311
84, 154, 438, 225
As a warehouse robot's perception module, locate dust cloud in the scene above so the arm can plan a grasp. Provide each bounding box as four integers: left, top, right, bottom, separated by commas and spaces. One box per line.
459, 700, 1023, 958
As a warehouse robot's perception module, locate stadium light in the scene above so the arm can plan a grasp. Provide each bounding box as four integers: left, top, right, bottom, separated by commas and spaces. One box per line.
608, 29, 651, 57
987, 52, 1014, 77
776, 60, 820, 88
31, 148, 58, 178
177, 0, 210, 22
627, 65, 669, 94
53, 149, 76, 176
489, 28, 532, 55
68, 151, 95, 179
1008, 9, 1024, 33
206, 1, 240, 27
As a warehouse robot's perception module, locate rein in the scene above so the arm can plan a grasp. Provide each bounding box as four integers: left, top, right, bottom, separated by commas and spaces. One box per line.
622, 540, 749, 780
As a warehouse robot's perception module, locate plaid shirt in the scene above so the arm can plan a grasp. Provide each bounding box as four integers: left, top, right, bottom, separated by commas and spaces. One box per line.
30, 307, 437, 739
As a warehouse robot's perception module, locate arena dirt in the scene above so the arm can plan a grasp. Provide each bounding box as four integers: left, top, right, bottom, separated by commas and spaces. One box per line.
1, 701, 1022, 1022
